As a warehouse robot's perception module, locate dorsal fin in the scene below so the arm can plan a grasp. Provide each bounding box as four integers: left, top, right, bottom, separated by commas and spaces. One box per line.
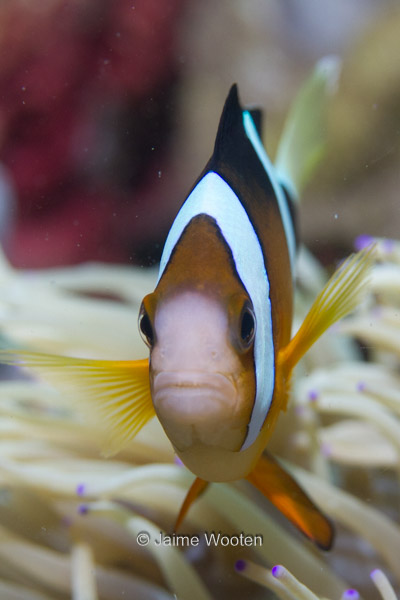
196, 85, 298, 280
248, 108, 263, 137
208, 85, 270, 190
212, 84, 244, 165
211, 85, 263, 161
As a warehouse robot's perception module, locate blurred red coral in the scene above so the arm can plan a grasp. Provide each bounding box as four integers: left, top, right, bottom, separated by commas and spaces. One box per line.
0, 0, 185, 267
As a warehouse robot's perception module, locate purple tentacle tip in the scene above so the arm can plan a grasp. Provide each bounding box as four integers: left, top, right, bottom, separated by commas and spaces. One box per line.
76, 483, 86, 496
78, 504, 89, 515
271, 565, 284, 578
174, 455, 184, 467
383, 239, 395, 254
355, 234, 374, 251
308, 389, 319, 402
343, 589, 359, 600
321, 442, 331, 457
370, 569, 380, 578
235, 559, 246, 572
356, 381, 366, 393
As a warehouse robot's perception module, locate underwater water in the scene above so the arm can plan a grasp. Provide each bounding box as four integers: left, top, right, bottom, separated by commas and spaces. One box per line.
0, 2, 399, 599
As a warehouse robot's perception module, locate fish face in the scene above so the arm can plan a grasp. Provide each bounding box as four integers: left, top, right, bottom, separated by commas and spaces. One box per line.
139, 290, 256, 454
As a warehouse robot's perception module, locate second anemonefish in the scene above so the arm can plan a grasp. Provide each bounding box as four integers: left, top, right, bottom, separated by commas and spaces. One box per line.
1, 58, 374, 550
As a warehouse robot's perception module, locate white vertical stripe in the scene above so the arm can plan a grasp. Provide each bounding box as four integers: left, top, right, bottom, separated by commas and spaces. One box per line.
243, 111, 296, 274
158, 172, 274, 450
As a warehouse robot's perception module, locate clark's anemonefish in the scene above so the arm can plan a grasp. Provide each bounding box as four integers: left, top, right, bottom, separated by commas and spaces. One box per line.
0, 58, 374, 550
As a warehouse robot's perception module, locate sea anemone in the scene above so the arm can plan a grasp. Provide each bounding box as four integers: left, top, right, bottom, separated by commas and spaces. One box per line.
0, 237, 398, 599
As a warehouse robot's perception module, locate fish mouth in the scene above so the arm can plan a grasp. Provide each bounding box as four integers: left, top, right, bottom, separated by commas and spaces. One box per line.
152, 370, 248, 451
152, 371, 238, 419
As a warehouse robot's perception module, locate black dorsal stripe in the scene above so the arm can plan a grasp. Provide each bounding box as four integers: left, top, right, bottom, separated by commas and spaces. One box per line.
206, 84, 297, 256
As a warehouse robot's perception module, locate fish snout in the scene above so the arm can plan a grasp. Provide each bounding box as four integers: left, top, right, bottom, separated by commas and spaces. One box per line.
152, 370, 246, 450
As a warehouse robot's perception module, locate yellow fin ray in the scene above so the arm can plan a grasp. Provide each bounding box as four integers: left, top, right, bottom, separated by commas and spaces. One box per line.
278, 245, 375, 386
275, 56, 341, 199
0, 351, 154, 456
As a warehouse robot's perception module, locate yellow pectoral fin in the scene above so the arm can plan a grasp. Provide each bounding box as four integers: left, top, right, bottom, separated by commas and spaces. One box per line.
0, 351, 154, 456
246, 453, 334, 550
174, 477, 209, 533
278, 244, 375, 384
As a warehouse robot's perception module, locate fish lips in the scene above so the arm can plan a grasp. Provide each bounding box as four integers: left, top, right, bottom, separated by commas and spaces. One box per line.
152, 370, 241, 449
153, 370, 237, 418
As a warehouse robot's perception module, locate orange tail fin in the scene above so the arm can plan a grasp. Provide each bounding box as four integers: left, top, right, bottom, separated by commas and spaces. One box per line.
174, 477, 209, 532
246, 453, 334, 550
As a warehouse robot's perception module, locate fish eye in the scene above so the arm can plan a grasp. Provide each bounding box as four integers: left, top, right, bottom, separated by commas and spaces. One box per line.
138, 307, 155, 348
239, 305, 256, 349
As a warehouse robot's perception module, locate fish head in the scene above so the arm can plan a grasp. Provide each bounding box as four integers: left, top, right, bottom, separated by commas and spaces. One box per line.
139, 287, 257, 460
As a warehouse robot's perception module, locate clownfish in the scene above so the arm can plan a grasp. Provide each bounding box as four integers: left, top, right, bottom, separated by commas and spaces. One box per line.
0, 58, 374, 550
